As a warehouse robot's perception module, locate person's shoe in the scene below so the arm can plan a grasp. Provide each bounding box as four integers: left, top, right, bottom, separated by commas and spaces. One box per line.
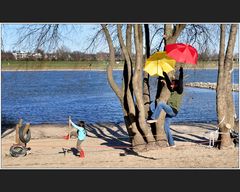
169, 144, 176, 148
147, 119, 157, 123
63, 134, 70, 140
79, 150, 85, 158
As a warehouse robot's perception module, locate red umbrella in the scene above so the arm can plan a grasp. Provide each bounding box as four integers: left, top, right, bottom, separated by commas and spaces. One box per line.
165, 43, 198, 64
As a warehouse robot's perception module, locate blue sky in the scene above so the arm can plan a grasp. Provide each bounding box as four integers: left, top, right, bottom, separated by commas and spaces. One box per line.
1, 23, 239, 54
1, 24, 105, 52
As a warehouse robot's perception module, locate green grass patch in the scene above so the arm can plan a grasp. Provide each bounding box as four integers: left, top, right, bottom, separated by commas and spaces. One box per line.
1, 60, 124, 70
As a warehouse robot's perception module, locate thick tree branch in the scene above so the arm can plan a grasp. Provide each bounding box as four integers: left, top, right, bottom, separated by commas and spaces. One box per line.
101, 24, 123, 103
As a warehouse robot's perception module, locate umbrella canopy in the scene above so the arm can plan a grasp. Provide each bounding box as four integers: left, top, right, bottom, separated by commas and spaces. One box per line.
143, 51, 176, 77
165, 43, 198, 64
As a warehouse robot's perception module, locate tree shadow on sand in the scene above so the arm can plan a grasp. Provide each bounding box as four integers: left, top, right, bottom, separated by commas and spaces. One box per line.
170, 123, 220, 146
85, 123, 158, 160
83, 122, 225, 160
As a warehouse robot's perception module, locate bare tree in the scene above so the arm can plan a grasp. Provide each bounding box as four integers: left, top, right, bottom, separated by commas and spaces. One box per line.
15, 24, 60, 51
101, 24, 188, 151
1, 51, 15, 60
13, 24, 84, 52
55, 45, 71, 60
99, 23, 223, 151
216, 24, 238, 149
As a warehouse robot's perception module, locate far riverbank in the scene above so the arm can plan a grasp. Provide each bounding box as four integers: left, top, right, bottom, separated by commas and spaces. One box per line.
1, 66, 239, 72
1, 60, 239, 71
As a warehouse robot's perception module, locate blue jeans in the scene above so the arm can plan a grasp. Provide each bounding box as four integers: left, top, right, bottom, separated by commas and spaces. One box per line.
151, 102, 177, 146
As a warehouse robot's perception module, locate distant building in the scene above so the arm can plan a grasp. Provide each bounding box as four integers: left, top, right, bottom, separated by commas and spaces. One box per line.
32, 53, 42, 60
12, 51, 29, 60
12, 51, 43, 60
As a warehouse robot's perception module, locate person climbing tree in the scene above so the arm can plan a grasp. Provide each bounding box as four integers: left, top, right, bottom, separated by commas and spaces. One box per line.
147, 67, 184, 147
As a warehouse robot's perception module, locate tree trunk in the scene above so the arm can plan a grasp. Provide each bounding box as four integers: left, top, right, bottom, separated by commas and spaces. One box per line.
118, 24, 147, 151
133, 24, 156, 146
101, 25, 123, 103
102, 24, 147, 152
216, 24, 226, 128
224, 24, 237, 128
155, 24, 186, 146
216, 24, 238, 149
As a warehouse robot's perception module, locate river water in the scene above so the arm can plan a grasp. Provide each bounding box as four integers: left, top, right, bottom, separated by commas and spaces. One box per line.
1, 69, 239, 126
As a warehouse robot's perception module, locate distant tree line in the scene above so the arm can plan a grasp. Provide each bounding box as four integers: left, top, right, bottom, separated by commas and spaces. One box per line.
1, 48, 238, 62
198, 50, 238, 61
1, 47, 123, 62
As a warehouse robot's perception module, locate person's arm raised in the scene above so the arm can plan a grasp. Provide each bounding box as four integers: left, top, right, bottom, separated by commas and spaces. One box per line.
177, 67, 183, 94
163, 72, 174, 92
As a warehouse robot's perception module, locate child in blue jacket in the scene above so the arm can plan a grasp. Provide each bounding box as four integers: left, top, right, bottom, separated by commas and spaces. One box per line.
64, 119, 87, 158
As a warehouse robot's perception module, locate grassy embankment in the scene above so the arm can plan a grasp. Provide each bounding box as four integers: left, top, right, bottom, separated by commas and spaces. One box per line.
1, 60, 239, 71
1, 60, 119, 71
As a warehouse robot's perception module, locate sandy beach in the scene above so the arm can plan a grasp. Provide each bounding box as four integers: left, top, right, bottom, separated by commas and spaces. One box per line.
1, 122, 239, 169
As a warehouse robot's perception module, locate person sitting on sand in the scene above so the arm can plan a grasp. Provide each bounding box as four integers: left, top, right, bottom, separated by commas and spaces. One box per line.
147, 67, 184, 148
64, 120, 87, 158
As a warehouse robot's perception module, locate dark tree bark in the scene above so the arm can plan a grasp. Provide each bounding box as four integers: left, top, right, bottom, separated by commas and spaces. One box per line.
132, 25, 156, 145
143, 24, 151, 119
117, 24, 147, 151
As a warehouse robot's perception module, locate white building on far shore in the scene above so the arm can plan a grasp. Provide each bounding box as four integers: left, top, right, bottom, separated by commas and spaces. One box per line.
12, 51, 43, 60
12, 51, 29, 60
